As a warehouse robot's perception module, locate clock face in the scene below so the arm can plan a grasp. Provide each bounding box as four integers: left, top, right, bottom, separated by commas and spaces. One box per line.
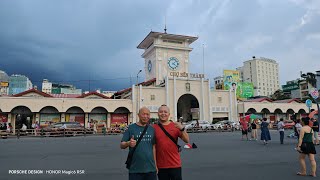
167, 57, 179, 70
148, 60, 152, 72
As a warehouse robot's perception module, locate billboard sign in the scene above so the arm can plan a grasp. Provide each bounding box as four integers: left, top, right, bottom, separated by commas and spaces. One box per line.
282, 83, 299, 92
0, 82, 9, 87
223, 70, 240, 91
309, 88, 319, 99
237, 82, 254, 98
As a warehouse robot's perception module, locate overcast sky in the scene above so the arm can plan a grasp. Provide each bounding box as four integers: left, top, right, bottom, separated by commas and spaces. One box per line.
0, 0, 319, 91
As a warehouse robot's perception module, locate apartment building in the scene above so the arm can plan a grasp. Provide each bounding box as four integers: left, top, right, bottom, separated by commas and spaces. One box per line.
237, 56, 280, 96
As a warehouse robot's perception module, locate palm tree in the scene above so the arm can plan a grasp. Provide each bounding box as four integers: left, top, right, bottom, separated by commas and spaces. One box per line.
271, 89, 290, 100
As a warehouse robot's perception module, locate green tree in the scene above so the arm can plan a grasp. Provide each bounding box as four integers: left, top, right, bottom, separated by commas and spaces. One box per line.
271, 89, 291, 100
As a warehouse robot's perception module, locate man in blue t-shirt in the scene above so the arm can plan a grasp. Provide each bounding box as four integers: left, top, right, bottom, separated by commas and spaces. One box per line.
120, 107, 157, 180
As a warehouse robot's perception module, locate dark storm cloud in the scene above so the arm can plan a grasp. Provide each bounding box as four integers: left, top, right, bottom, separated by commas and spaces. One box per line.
0, 0, 170, 91
0, 0, 319, 91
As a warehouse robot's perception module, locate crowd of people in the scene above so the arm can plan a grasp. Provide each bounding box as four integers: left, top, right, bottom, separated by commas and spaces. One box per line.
240, 116, 319, 177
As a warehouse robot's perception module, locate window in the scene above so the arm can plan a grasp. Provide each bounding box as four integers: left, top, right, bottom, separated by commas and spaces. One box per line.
151, 95, 155, 101
218, 97, 222, 103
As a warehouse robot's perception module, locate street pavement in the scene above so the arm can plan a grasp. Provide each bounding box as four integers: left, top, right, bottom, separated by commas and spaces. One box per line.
0, 130, 319, 180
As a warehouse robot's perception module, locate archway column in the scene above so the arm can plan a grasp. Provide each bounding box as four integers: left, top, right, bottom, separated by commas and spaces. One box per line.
173, 76, 177, 122
61, 113, 66, 122
107, 113, 111, 128
85, 113, 89, 128
10, 113, 15, 134
201, 78, 204, 121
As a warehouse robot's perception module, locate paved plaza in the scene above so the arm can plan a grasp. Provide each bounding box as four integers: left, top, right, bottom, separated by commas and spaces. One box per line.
1, 130, 319, 180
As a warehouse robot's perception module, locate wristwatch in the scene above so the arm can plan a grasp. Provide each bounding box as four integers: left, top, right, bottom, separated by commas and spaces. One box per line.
180, 127, 185, 131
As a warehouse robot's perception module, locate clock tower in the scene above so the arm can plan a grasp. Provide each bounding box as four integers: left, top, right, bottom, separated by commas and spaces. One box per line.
137, 31, 198, 85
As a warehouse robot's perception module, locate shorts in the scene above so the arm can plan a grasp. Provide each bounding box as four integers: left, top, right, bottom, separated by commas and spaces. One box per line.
242, 130, 248, 135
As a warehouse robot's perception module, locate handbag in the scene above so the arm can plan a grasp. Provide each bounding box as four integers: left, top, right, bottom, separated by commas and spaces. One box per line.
125, 124, 149, 169
158, 123, 182, 152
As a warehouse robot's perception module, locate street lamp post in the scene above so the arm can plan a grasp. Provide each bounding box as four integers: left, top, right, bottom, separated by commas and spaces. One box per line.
136, 70, 142, 85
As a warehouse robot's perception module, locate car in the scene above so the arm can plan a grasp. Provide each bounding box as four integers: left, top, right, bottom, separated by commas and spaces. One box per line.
185, 120, 214, 131
227, 121, 240, 130
212, 121, 224, 130
212, 120, 238, 130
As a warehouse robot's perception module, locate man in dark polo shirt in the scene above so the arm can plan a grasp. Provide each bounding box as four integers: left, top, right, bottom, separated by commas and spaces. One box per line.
120, 107, 156, 180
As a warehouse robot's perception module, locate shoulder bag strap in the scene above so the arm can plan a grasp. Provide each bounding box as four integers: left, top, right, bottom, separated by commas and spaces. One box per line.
158, 123, 180, 151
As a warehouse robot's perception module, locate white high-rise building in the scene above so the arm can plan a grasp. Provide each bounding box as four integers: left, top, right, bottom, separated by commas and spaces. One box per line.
42, 79, 52, 94
237, 56, 280, 96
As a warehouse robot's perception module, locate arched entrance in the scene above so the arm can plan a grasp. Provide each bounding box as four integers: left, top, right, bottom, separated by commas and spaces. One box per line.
90, 107, 108, 128
112, 107, 130, 127
66, 107, 85, 126
274, 108, 284, 121
11, 106, 33, 129
39, 106, 60, 127
177, 94, 199, 122
246, 108, 257, 114
286, 109, 295, 120
0, 108, 8, 130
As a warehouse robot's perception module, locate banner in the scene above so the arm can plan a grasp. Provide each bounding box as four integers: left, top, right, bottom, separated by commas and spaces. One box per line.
111, 114, 128, 127
66, 114, 85, 126
237, 82, 254, 98
89, 114, 107, 127
223, 70, 240, 91
39, 114, 60, 126
0, 114, 8, 122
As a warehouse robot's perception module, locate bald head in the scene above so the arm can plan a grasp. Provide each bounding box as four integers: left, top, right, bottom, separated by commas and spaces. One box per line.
138, 107, 150, 125
139, 106, 150, 114
158, 105, 170, 113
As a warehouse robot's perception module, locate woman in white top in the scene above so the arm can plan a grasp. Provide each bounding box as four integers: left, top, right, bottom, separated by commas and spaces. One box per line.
93, 121, 97, 134
295, 119, 302, 139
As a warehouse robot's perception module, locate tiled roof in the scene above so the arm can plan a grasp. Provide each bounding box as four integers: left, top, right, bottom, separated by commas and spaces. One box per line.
51, 94, 80, 98
115, 78, 156, 95
77, 92, 110, 99
273, 99, 302, 103
244, 97, 273, 102
12, 89, 53, 97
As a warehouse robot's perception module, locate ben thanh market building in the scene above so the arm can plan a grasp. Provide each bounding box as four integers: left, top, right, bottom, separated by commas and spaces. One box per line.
0, 31, 313, 133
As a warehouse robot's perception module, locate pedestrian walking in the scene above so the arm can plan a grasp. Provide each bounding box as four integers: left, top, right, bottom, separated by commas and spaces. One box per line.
277, 118, 285, 144
93, 121, 97, 134
153, 104, 190, 180
240, 120, 248, 141
260, 118, 271, 145
295, 119, 302, 141
120, 107, 157, 180
311, 118, 319, 145
296, 117, 317, 177
251, 119, 258, 140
